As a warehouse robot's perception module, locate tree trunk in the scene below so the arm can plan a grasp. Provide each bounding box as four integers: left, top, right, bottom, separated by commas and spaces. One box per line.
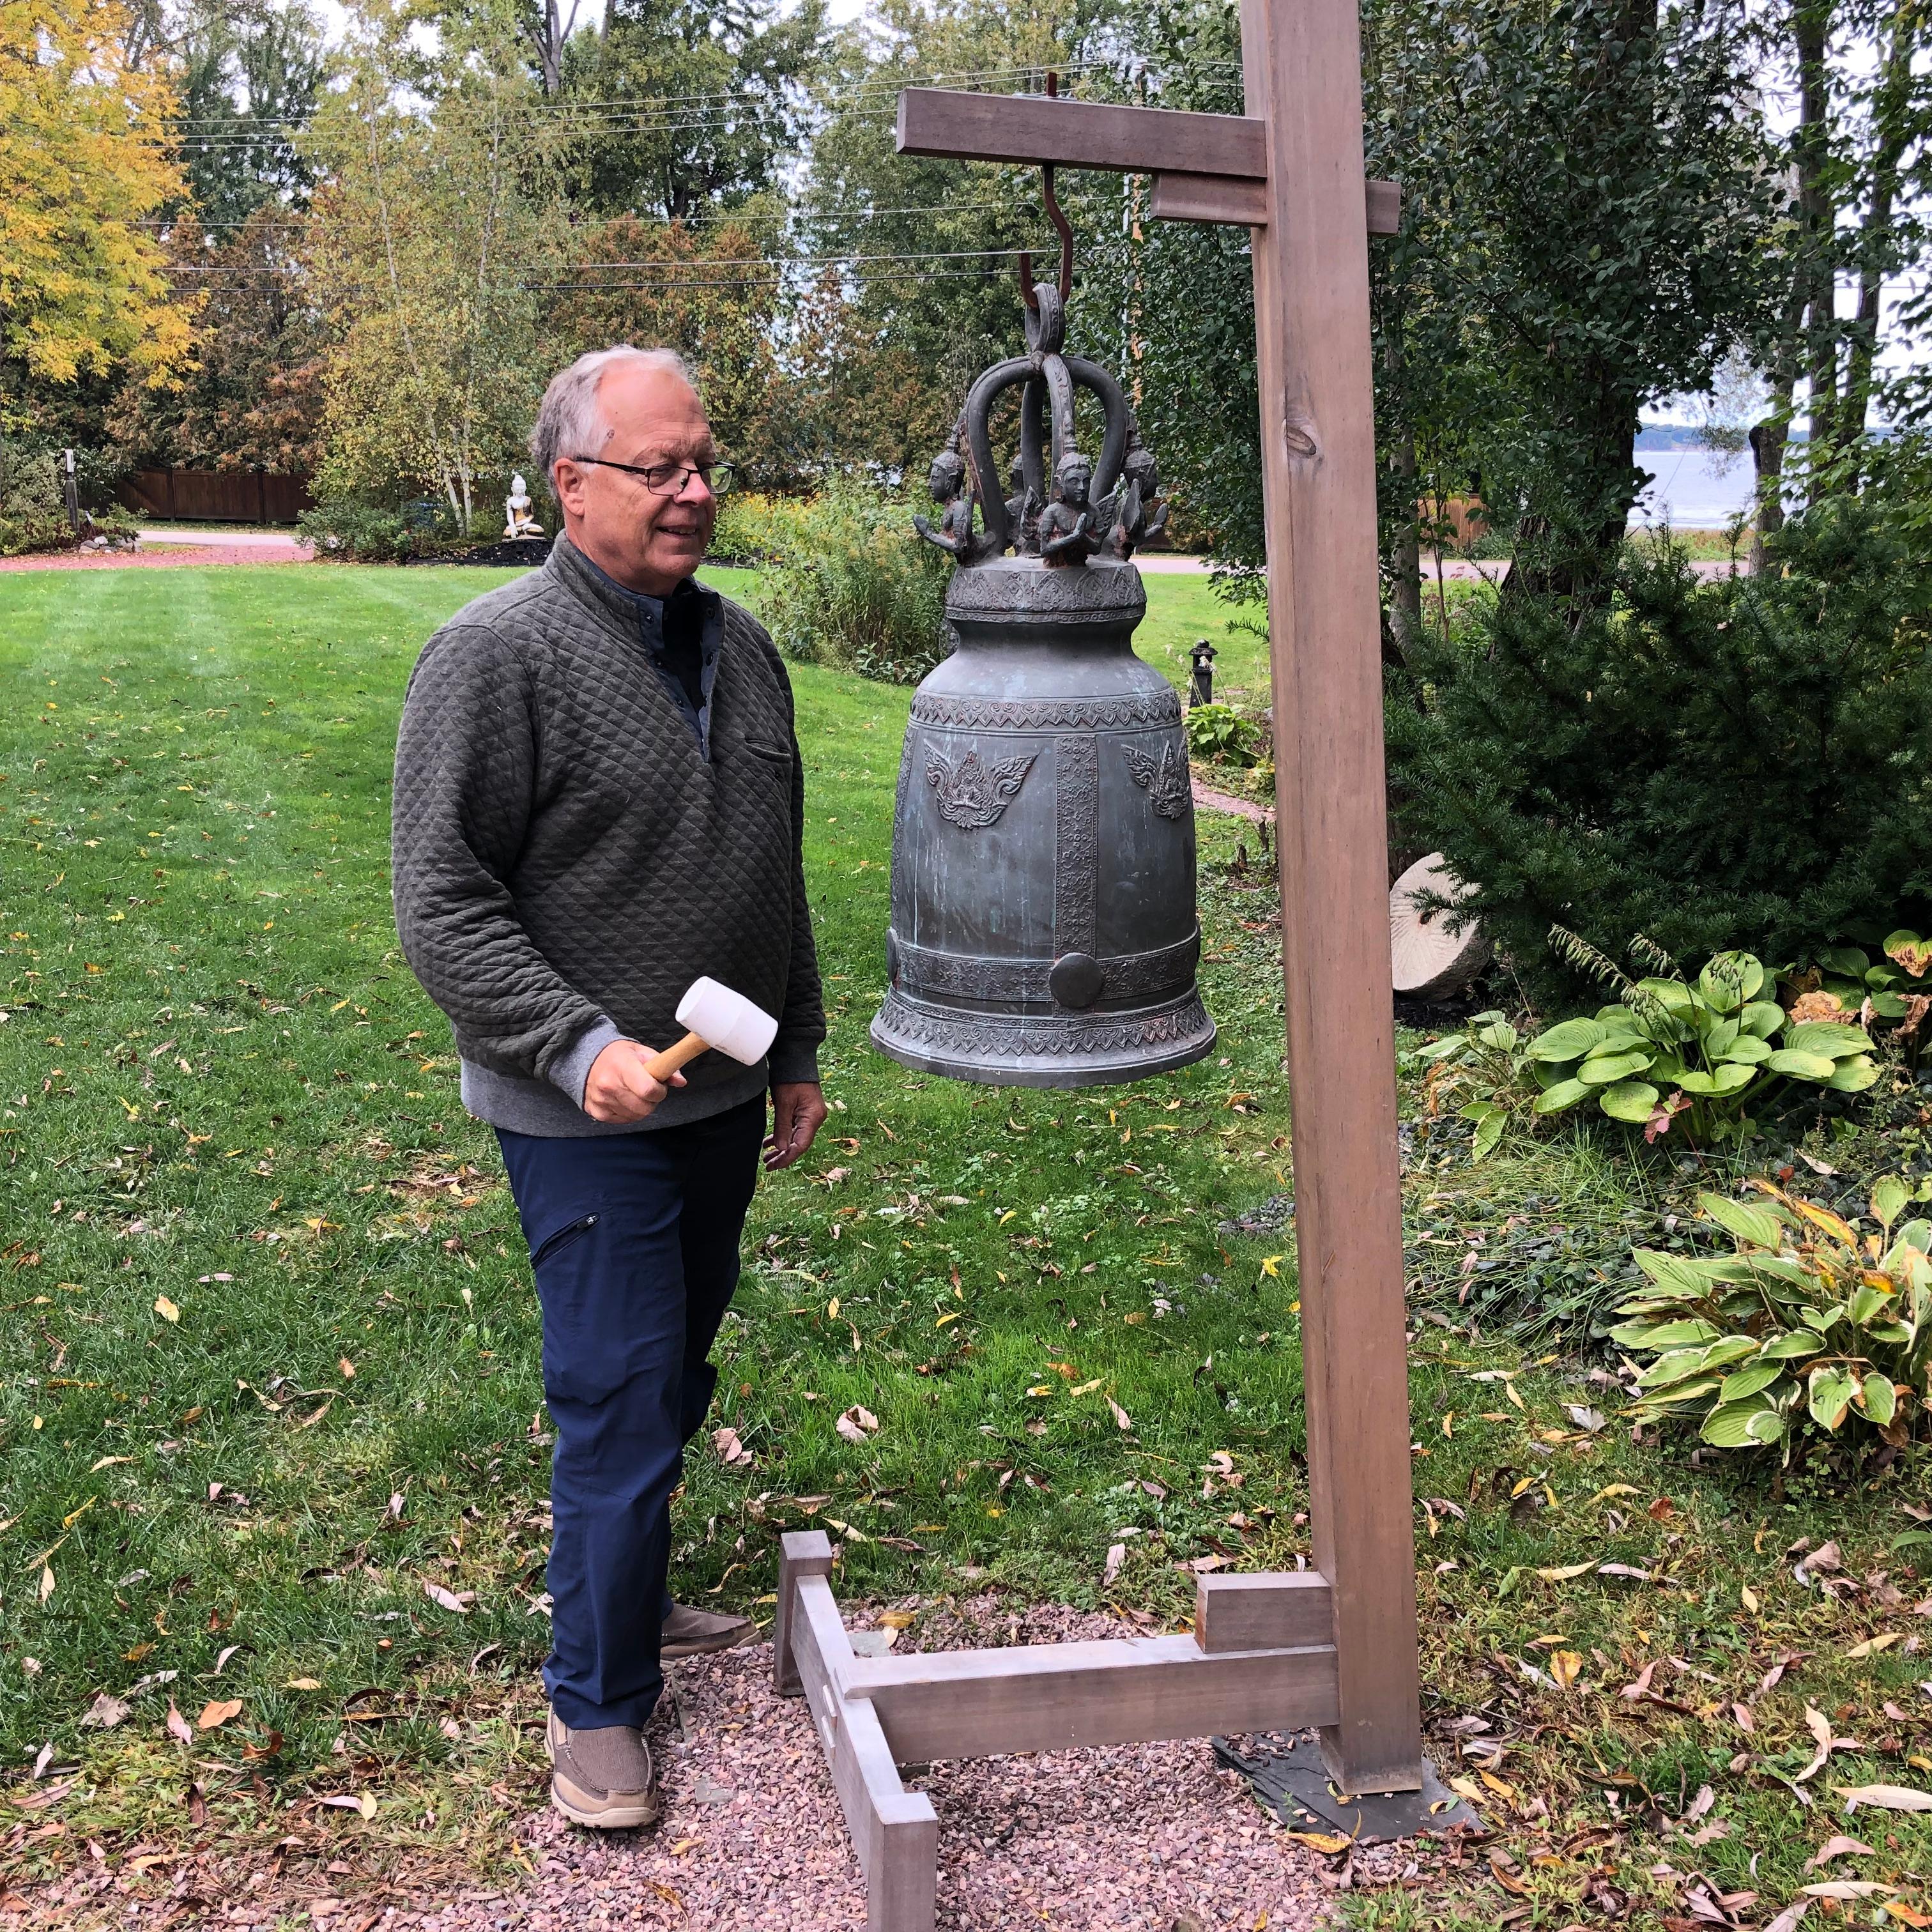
1794, 1, 1836, 492
1388, 428, 1423, 662
1840, 8, 1915, 464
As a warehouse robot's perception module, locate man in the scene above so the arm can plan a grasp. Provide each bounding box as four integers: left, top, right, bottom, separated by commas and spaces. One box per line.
392, 346, 827, 1830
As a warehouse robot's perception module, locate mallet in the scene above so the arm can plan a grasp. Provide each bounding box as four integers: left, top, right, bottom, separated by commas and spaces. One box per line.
644, 977, 779, 1082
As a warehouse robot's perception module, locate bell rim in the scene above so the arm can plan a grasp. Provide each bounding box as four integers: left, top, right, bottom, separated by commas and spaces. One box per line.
868, 990, 1217, 1089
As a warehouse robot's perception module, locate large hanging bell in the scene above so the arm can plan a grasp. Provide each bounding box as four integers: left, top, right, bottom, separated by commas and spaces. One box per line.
870, 283, 1216, 1087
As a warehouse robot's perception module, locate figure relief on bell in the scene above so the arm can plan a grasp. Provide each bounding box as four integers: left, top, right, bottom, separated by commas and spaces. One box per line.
870, 160, 1214, 1089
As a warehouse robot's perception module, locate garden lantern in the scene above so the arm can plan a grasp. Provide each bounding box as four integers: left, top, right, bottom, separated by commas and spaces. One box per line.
870, 217, 1216, 1088
1187, 638, 1216, 707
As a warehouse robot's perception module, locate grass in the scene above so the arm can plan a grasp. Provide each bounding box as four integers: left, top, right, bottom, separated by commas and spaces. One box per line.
0, 558, 1929, 1929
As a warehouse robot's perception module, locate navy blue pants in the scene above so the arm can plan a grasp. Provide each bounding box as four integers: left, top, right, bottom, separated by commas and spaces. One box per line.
496, 1096, 765, 1731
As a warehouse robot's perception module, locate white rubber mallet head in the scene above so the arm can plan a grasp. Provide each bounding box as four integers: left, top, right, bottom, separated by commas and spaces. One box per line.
644, 977, 779, 1082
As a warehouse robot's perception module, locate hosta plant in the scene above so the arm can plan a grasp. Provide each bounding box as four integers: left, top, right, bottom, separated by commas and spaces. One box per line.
1611, 1179, 1932, 1460
1527, 932, 1879, 1144
1413, 1011, 1534, 1159
1793, 937, 1931, 1024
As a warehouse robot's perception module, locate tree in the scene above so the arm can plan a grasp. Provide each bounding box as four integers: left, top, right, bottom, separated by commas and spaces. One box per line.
0, 0, 194, 422
790, 0, 1106, 476
560, 0, 832, 222
307, 5, 558, 522
548, 213, 785, 477
1744, 0, 1932, 562
112, 204, 323, 471
168, 0, 325, 239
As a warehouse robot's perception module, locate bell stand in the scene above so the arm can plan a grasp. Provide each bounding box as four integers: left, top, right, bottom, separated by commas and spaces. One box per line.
774, 1530, 1342, 1929
781, 3, 1434, 1919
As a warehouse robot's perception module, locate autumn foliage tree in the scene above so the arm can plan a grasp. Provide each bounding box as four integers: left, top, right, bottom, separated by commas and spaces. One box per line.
0, 0, 193, 427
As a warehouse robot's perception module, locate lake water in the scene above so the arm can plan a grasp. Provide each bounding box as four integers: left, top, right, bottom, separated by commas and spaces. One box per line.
1629, 444, 1756, 528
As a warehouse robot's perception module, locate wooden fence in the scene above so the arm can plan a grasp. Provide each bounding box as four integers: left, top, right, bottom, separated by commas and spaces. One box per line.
116, 469, 313, 525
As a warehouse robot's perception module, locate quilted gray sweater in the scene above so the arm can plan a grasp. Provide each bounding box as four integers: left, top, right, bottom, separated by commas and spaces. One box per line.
392, 536, 824, 1136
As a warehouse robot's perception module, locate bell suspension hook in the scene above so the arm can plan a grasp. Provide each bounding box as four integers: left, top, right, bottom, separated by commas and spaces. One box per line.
1017, 71, 1076, 314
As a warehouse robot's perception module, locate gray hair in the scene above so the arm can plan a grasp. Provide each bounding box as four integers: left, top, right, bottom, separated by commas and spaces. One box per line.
528, 346, 698, 484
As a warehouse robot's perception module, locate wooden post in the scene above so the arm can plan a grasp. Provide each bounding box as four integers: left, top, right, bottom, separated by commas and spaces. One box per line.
1240, 0, 1422, 1793
774, 1528, 834, 1698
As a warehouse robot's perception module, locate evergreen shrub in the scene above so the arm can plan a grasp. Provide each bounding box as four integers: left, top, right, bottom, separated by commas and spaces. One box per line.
1386, 502, 1932, 1011
751, 485, 951, 686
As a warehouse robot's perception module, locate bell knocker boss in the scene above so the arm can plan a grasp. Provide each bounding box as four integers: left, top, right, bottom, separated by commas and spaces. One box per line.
392, 346, 828, 1830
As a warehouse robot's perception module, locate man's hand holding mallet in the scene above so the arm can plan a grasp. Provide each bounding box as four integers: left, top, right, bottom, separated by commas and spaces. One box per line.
583, 977, 826, 1167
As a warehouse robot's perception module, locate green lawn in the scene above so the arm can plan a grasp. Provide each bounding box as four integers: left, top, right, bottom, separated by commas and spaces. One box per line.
1, 560, 1929, 1928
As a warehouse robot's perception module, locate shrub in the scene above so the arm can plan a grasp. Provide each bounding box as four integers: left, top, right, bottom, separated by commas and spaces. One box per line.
1184, 702, 1262, 767
0, 440, 72, 556
299, 500, 420, 564
1613, 1179, 1932, 1460
1526, 933, 1878, 1143
1386, 500, 1932, 1012
751, 486, 951, 686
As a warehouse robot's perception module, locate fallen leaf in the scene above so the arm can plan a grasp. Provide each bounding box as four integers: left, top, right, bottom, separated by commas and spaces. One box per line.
1620, 1661, 1659, 1700
835, 1405, 880, 1445
1881, 1904, 1932, 1928
1106, 1395, 1133, 1432
1807, 1836, 1876, 1869
1802, 1881, 1896, 1899
1537, 1561, 1595, 1582
1761, 1905, 1811, 1932
153, 1296, 180, 1324
1832, 1784, 1932, 1813
80, 1693, 129, 1730
1286, 1829, 1353, 1855
284, 1678, 322, 1692
710, 1425, 752, 1467
1550, 1649, 1583, 1690
1743, 1584, 1759, 1613
337, 1357, 355, 1379
88, 1455, 135, 1473
196, 1698, 241, 1731
422, 1580, 473, 1614
165, 1702, 193, 1745
1104, 1543, 1126, 1586
318, 1793, 377, 1820
1846, 1634, 1901, 1659
1565, 1404, 1607, 1432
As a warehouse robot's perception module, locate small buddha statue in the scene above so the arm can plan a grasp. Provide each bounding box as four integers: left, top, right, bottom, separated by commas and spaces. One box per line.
1105, 443, 1170, 560
913, 451, 977, 558
1004, 454, 1041, 557
503, 473, 542, 540
1038, 452, 1097, 567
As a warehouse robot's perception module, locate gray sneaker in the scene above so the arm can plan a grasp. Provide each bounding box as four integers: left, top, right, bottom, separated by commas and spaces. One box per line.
546, 1709, 659, 1829
661, 1601, 755, 1660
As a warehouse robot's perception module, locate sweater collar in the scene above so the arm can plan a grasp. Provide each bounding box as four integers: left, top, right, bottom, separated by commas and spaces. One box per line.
545, 532, 719, 639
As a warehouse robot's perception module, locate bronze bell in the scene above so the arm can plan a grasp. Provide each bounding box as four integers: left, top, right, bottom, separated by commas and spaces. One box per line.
870, 273, 1216, 1087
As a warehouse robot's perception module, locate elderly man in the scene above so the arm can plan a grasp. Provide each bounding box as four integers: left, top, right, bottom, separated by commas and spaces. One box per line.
392, 346, 827, 1829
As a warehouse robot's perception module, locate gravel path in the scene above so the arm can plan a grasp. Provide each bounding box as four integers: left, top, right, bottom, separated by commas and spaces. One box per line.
0, 537, 312, 571
0, 1598, 1337, 1932
475, 1598, 1331, 1932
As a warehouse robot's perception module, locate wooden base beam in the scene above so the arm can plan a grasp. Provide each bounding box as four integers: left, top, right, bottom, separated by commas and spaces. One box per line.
848, 1630, 1337, 1765
776, 1547, 1358, 1927
784, 1541, 939, 1931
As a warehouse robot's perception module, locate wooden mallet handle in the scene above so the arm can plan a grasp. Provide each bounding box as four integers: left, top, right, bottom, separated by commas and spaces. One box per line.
644, 1032, 710, 1082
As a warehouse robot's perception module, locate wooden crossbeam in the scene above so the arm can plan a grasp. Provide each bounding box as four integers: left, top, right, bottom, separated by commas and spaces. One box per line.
845, 1631, 1339, 1766
898, 87, 1265, 178
896, 88, 1400, 236
1193, 1570, 1335, 1654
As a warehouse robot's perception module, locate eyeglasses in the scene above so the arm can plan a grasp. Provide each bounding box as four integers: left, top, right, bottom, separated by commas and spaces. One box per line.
574, 457, 735, 496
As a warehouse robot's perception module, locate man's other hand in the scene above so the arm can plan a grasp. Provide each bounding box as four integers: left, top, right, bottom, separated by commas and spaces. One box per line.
583, 1040, 686, 1124
764, 1082, 828, 1170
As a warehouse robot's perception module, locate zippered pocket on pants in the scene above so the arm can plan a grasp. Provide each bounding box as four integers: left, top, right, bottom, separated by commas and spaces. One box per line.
532, 1212, 599, 1268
